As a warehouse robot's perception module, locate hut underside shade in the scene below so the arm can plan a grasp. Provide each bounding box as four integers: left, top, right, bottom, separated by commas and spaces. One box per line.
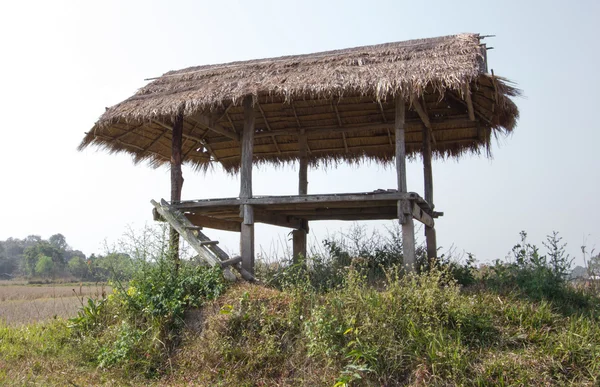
80, 33, 519, 276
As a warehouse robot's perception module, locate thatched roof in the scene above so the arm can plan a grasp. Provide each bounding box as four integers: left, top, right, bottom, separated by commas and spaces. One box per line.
79, 33, 519, 173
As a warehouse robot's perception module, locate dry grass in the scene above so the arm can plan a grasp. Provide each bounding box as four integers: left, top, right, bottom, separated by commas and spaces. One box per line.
0, 283, 110, 326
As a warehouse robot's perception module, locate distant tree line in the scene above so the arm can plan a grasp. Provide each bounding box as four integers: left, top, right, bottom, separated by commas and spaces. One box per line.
0, 234, 133, 281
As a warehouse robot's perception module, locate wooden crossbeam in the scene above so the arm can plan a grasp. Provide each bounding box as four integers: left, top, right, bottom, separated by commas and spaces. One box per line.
188, 115, 240, 141
410, 94, 437, 145
379, 101, 393, 145
226, 111, 237, 134
151, 120, 208, 144
174, 191, 418, 209
257, 101, 281, 154
114, 123, 144, 141
333, 103, 343, 126
463, 82, 476, 121
292, 101, 312, 154
253, 117, 478, 139
142, 129, 167, 152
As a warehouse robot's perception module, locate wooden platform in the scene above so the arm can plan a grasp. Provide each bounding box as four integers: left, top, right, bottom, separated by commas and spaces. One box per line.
166, 190, 440, 232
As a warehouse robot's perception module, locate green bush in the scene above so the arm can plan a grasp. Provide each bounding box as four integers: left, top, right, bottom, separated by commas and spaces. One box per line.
69, 248, 227, 376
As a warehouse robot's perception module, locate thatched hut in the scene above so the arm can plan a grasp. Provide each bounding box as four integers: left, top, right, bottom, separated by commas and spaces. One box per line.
80, 33, 519, 277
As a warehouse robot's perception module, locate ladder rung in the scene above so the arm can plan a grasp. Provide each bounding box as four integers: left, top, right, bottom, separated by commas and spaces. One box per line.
184, 225, 202, 230
200, 240, 219, 246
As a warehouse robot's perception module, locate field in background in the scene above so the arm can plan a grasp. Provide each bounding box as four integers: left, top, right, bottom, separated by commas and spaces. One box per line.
0, 281, 110, 326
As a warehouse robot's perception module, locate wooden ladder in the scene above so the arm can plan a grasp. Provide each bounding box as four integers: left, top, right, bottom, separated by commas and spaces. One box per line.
151, 199, 254, 282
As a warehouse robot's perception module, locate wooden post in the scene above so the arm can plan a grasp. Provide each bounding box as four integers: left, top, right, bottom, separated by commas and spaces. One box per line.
395, 96, 415, 271
170, 113, 184, 268
422, 123, 437, 260
293, 129, 309, 263
240, 96, 255, 274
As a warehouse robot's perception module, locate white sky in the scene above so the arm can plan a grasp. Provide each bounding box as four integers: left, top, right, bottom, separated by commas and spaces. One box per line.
1, 0, 598, 266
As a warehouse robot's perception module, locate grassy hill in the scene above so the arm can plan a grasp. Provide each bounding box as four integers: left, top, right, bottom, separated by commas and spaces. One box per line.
1, 230, 599, 386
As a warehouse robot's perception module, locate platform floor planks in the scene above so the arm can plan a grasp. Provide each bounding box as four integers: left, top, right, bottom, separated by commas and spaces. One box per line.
169, 190, 438, 231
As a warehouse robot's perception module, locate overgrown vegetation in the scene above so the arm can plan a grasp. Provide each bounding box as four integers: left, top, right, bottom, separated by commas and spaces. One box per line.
1, 226, 599, 386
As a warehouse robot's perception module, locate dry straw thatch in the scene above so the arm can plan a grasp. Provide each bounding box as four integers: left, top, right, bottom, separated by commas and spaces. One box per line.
79, 33, 519, 173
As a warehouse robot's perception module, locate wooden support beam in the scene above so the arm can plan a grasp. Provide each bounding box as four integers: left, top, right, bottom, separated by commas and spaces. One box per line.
422, 118, 437, 259
295, 127, 309, 263
395, 97, 408, 195
185, 213, 241, 232
240, 97, 254, 199
257, 101, 281, 154
255, 211, 303, 229
425, 227, 437, 260
240, 96, 255, 274
241, 206, 254, 274
298, 129, 308, 195
422, 124, 434, 206
170, 114, 184, 268
463, 82, 476, 121
412, 202, 434, 228
396, 96, 415, 271
293, 230, 307, 262
188, 115, 240, 141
